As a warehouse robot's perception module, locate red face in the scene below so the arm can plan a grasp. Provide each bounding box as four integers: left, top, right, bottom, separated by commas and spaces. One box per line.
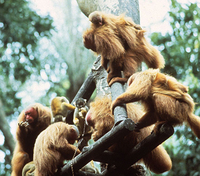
85, 110, 94, 127
24, 107, 38, 124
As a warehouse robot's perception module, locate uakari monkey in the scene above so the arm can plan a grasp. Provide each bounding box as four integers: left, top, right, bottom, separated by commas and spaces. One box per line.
83, 11, 165, 86
33, 122, 81, 176
51, 96, 75, 122
73, 98, 93, 150
11, 103, 52, 176
111, 68, 200, 138
86, 96, 172, 174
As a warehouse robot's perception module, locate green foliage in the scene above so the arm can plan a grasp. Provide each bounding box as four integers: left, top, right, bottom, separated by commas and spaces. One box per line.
161, 126, 200, 176
34, 0, 95, 102
0, 0, 53, 175
0, 0, 53, 115
151, 0, 200, 84
0, 0, 94, 172
151, 0, 200, 175
151, 0, 200, 108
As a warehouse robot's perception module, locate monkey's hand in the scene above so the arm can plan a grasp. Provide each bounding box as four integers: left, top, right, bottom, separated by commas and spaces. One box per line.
18, 121, 29, 134
18, 121, 29, 128
134, 123, 141, 132
92, 130, 102, 141
152, 121, 166, 135
108, 77, 128, 87
111, 99, 120, 114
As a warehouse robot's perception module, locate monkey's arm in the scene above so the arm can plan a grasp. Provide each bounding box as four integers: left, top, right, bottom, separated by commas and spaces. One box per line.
11, 145, 30, 176
56, 140, 81, 160
62, 102, 76, 111
16, 122, 30, 147
111, 73, 153, 113
16, 111, 29, 140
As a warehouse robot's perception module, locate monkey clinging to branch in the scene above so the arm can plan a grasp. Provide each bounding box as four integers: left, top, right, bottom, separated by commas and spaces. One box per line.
111, 69, 200, 139
86, 96, 172, 174
83, 11, 165, 86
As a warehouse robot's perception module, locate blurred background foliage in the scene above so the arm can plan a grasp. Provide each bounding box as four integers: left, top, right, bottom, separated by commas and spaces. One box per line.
150, 0, 200, 175
0, 0, 199, 175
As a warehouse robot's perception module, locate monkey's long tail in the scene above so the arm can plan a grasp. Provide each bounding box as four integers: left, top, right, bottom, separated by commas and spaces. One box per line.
187, 113, 200, 139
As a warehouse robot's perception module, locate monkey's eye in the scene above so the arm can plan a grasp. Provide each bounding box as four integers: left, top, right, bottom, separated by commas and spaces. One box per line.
80, 103, 84, 106
61, 99, 65, 103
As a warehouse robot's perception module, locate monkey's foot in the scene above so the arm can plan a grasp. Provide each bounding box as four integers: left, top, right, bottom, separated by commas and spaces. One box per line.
152, 121, 167, 134
108, 77, 127, 86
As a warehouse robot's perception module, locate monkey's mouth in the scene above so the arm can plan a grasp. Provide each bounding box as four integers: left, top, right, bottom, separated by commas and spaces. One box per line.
69, 139, 76, 144
26, 119, 33, 124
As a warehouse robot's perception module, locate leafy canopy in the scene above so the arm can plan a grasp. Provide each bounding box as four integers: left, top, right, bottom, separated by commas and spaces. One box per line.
151, 1, 200, 175
0, 0, 53, 115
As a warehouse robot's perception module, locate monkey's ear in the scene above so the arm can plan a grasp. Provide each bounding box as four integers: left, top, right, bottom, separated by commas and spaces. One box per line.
89, 11, 103, 26
70, 125, 79, 136
60, 97, 69, 103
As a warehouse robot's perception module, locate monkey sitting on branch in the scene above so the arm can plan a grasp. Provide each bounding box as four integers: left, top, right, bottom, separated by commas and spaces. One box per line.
11, 103, 52, 176
111, 68, 200, 139
33, 122, 80, 176
83, 11, 165, 86
86, 96, 172, 174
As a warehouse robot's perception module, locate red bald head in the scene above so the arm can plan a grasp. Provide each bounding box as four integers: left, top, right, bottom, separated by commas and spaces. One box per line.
24, 107, 38, 124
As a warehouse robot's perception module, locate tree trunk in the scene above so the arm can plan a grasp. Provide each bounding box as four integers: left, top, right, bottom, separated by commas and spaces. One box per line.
0, 99, 15, 159
76, 0, 140, 24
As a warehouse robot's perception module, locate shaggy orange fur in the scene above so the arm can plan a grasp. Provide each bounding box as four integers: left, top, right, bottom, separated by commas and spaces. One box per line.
111, 69, 200, 138
11, 103, 52, 176
33, 122, 80, 176
86, 96, 172, 174
83, 11, 165, 85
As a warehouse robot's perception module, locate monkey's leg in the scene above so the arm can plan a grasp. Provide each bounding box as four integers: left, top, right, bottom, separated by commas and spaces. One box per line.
135, 112, 157, 131
109, 77, 128, 86
11, 152, 30, 176
152, 121, 169, 134
143, 145, 172, 174
101, 57, 109, 70
106, 60, 125, 86
153, 93, 183, 125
